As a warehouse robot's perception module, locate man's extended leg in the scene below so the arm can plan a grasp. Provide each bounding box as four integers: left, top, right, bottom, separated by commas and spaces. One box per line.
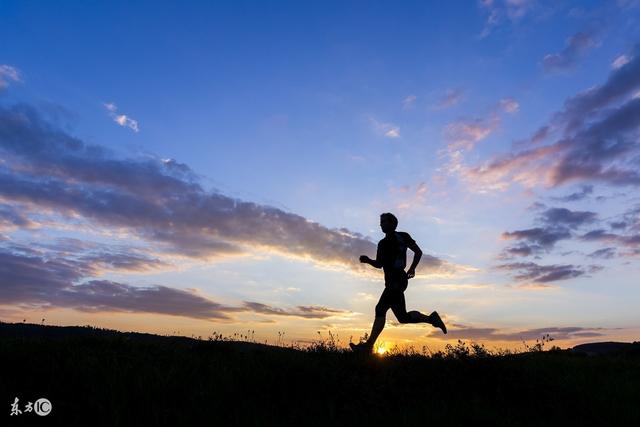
350, 288, 393, 352
365, 316, 386, 346
350, 316, 385, 352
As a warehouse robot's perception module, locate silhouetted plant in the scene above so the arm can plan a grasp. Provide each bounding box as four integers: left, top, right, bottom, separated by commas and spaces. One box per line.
470, 342, 491, 358
444, 340, 471, 359
305, 330, 345, 353
523, 334, 555, 353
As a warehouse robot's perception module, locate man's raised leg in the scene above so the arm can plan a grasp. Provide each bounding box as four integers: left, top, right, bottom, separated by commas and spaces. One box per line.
406, 310, 432, 323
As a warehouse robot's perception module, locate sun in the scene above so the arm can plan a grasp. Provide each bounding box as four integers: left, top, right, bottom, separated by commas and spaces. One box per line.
376, 345, 387, 355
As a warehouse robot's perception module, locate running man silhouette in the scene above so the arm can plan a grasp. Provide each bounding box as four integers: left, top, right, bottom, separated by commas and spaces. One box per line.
350, 212, 447, 353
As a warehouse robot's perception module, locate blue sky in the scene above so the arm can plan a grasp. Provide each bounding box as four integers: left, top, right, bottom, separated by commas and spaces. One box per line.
1, 0, 639, 350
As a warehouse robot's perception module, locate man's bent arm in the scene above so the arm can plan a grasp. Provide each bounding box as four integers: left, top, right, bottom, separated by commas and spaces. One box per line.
368, 244, 384, 268
408, 242, 422, 272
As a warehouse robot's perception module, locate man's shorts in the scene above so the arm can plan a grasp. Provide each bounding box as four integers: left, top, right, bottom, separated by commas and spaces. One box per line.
375, 269, 409, 318
384, 269, 408, 292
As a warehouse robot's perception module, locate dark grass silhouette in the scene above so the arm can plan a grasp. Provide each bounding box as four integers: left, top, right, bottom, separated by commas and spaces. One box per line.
1, 322, 639, 426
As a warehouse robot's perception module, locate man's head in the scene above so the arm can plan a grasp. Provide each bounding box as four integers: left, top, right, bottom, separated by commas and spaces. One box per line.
380, 212, 398, 233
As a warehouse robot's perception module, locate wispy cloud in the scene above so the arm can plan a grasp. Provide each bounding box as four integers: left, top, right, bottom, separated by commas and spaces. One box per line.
612, 54, 631, 69
495, 261, 601, 284
499, 97, 520, 114
435, 89, 464, 110
389, 182, 429, 211
369, 117, 400, 138
478, 0, 535, 39
550, 185, 593, 202
440, 95, 522, 189
431, 324, 606, 341
0, 65, 21, 90
402, 95, 417, 110
242, 302, 351, 319
103, 102, 139, 132
442, 96, 519, 165
444, 115, 500, 151
505, 0, 534, 20
479, 2, 501, 39
542, 29, 600, 73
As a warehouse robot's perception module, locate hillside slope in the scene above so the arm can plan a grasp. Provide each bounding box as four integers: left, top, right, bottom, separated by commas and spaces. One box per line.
1, 322, 639, 426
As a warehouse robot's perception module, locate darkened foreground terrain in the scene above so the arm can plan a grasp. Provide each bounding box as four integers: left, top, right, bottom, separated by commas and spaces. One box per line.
1, 322, 639, 426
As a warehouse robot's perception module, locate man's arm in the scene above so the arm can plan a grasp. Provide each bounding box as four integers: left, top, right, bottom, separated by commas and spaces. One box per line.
360, 244, 383, 269
406, 240, 422, 278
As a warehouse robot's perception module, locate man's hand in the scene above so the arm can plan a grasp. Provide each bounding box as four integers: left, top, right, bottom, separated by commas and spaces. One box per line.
359, 255, 371, 264
407, 268, 416, 279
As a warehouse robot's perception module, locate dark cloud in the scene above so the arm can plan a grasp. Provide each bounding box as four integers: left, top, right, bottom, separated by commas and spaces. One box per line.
17, 238, 169, 272
551, 185, 593, 202
527, 201, 547, 211
0, 203, 36, 231
0, 247, 348, 321
500, 207, 598, 258
495, 261, 597, 283
587, 247, 617, 259
464, 45, 640, 189
539, 207, 597, 229
502, 227, 571, 250
78, 252, 167, 272
529, 126, 550, 145
501, 244, 542, 258
437, 325, 605, 341
242, 302, 349, 319
542, 30, 600, 72
579, 226, 640, 257
609, 221, 628, 230
59, 280, 240, 320
0, 248, 87, 303
580, 229, 621, 243
617, 205, 640, 232
0, 104, 453, 275
550, 98, 640, 186
625, 234, 640, 246
513, 126, 551, 149
0, 105, 197, 195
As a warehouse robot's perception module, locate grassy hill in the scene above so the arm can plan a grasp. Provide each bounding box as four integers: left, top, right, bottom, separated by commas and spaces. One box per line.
1, 322, 639, 426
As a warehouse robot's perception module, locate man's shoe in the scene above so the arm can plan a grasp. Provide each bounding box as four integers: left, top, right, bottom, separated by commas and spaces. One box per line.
430, 311, 447, 334
349, 342, 373, 353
